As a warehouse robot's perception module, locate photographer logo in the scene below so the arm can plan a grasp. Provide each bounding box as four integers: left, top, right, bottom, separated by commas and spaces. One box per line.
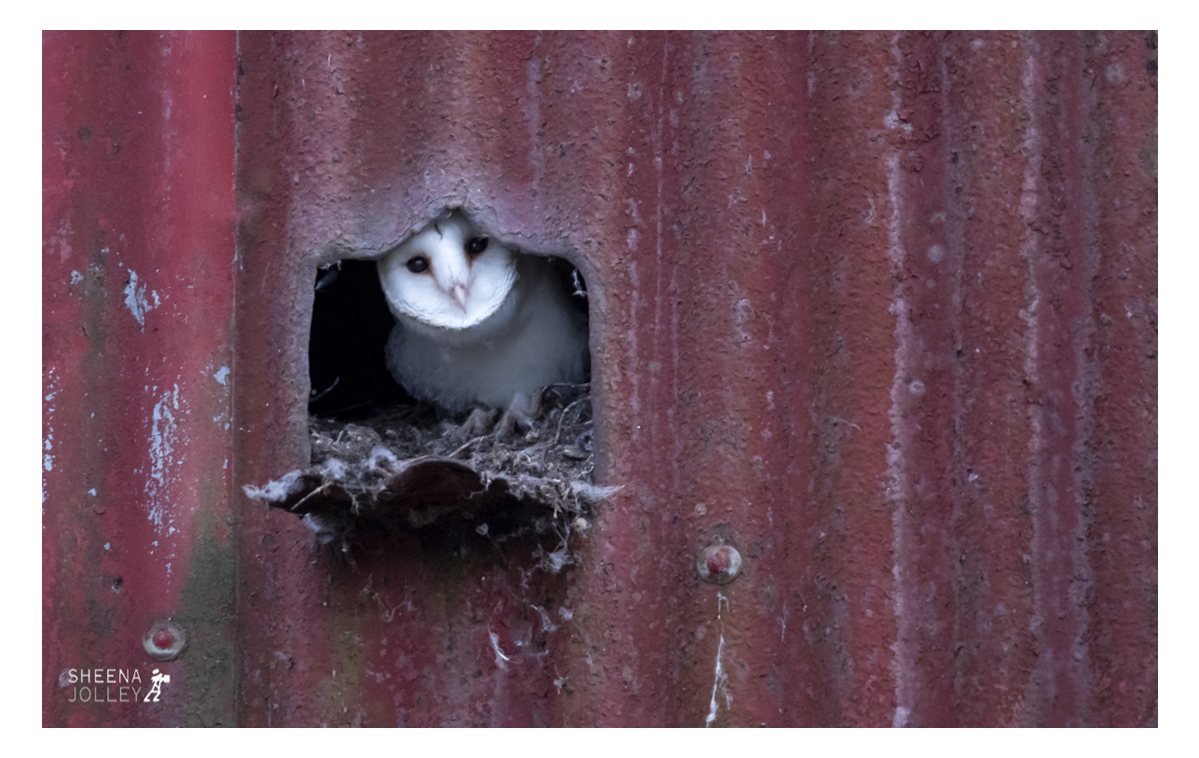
62, 667, 171, 703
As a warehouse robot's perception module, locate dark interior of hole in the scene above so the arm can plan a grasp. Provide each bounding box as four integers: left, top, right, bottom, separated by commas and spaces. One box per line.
309, 256, 590, 420
308, 259, 412, 418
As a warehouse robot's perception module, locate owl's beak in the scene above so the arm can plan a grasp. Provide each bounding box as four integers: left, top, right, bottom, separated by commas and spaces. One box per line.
448, 282, 470, 312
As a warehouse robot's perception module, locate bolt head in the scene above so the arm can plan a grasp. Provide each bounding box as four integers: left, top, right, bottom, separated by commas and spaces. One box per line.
143, 620, 185, 661
697, 545, 742, 585
152, 630, 175, 649
707, 550, 730, 574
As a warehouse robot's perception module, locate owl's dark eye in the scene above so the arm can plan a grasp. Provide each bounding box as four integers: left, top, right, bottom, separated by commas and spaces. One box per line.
406, 255, 430, 274
466, 236, 489, 256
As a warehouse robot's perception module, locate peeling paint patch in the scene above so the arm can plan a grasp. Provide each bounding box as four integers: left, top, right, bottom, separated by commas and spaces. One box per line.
145, 384, 186, 537
705, 593, 732, 727
884, 33, 918, 723
489, 630, 511, 670
123, 269, 161, 330
43, 368, 58, 482
48, 217, 73, 262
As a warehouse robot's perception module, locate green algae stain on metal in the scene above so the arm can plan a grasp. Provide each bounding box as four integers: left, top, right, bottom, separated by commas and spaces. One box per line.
174, 478, 237, 726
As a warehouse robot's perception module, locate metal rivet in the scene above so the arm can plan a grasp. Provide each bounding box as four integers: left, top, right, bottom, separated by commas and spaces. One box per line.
697, 545, 742, 585
143, 620, 185, 661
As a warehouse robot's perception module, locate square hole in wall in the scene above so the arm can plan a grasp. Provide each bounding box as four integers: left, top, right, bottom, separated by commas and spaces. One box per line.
245, 210, 610, 568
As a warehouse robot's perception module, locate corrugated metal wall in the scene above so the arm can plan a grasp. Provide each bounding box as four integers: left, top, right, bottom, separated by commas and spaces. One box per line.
43, 30, 1157, 727
43, 30, 238, 726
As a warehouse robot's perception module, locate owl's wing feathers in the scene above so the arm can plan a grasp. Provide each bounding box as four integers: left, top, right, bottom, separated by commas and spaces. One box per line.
385, 252, 588, 413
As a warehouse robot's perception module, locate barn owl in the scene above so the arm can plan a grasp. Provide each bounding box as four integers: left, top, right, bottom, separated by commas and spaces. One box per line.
377, 211, 588, 436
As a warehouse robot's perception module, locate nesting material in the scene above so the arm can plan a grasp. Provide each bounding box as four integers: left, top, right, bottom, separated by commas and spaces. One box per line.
243, 384, 614, 565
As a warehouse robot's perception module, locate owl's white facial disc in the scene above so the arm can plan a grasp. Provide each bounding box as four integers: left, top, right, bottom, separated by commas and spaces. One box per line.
378, 212, 518, 330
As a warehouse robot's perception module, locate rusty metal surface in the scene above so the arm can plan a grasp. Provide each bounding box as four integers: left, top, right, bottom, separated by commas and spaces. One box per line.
44, 30, 1156, 727
42, 31, 238, 726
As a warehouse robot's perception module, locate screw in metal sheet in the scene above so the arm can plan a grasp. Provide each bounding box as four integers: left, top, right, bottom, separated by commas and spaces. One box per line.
697, 545, 742, 585
143, 619, 185, 661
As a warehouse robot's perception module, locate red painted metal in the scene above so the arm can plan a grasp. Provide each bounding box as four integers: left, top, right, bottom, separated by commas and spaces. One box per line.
42, 31, 238, 726
44, 30, 1156, 727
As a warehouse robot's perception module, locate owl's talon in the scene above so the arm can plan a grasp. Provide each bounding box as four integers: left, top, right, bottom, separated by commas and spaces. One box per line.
494, 409, 536, 441
492, 391, 540, 441
459, 407, 498, 439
